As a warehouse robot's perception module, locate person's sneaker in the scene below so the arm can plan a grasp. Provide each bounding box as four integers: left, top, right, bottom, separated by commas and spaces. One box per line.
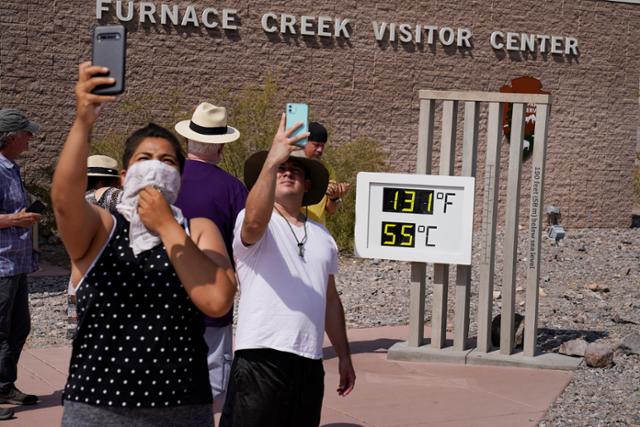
0, 408, 14, 420
0, 386, 37, 405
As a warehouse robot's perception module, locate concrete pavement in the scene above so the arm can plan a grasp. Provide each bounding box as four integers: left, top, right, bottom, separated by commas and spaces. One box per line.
3, 325, 574, 426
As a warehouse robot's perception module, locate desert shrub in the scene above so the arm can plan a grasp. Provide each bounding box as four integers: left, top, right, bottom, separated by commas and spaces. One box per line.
322, 137, 388, 252
88, 73, 388, 252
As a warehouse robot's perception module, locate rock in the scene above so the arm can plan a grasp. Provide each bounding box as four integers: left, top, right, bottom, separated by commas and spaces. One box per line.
586, 283, 599, 291
611, 314, 638, 325
586, 283, 609, 293
516, 286, 524, 292
491, 313, 525, 348
493, 291, 501, 300
559, 338, 588, 357
539, 288, 547, 297
514, 319, 525, 348
584, 342, 614, 368
617, 333, 640, 355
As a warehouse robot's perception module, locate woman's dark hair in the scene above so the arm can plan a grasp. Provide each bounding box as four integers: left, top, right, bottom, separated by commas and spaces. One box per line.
122, 123, 185, 173
86, 176, 120, 191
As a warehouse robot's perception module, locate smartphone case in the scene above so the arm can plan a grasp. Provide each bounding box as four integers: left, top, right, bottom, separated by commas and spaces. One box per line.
285, 103, 309, 147
92, 25, 126, 95
26, 200, 46, 214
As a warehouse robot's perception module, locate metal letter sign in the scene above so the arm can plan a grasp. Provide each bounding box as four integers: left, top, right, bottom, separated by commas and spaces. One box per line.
355, 172, 475, 265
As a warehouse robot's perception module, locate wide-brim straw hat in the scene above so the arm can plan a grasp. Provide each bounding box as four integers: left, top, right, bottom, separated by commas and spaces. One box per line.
87, 155, 119, 178
244, 150, 329, 206
175, 103, 240, 144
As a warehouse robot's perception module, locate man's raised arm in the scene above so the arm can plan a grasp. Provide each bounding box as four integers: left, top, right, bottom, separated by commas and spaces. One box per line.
241, 113, 307, 246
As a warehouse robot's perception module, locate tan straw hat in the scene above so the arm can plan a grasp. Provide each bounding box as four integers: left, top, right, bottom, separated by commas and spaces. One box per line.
87, 155, 119, 178
175, 103, 240, 144
244, 150, 329, 206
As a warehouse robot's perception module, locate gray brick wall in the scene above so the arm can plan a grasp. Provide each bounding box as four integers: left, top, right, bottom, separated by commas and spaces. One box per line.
1, 0, 638, 227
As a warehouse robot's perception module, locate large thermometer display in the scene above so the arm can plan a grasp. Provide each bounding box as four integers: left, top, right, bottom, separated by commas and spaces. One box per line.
355, 172, 475, 264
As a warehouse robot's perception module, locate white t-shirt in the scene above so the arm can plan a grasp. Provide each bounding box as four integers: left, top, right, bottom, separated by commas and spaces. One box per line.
232, 209, 339, 360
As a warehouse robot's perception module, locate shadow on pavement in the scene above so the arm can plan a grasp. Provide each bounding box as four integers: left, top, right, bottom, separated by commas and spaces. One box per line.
11, 389, 62, 414
323, 338, 402, 360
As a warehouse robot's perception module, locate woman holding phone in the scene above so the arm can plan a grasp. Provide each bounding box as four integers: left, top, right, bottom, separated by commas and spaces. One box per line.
51, 62, 236, 426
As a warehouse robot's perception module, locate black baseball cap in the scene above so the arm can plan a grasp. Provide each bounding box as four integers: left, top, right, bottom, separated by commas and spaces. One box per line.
308, 122, 327, 143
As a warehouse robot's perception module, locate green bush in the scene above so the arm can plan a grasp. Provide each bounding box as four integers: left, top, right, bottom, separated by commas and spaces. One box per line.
323, 137, 388, 252
91, 92, 189, 167
88, 72, 388, 253
218, 73, 288, 179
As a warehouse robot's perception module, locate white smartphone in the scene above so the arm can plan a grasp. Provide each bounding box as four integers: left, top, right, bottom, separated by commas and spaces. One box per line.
285, 103, 308, 147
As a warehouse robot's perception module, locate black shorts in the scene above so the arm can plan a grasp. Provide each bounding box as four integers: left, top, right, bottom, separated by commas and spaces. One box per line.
220, 349, 325, 427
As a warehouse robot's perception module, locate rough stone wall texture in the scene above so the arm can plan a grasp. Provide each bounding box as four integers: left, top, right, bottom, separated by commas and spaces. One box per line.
1, 0, 639, 228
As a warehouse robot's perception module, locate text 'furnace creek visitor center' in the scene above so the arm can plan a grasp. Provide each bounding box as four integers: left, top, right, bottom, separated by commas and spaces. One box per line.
2, 0, 639, 228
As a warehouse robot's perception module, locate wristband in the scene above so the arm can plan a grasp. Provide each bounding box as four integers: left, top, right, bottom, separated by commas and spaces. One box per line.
329, 197, 342, 203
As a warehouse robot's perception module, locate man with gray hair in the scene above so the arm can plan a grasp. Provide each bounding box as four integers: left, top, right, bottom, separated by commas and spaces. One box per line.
0, 109, 42, 419
174, 103, 248, 411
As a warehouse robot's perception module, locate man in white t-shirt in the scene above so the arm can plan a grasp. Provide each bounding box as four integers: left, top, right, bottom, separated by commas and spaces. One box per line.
220, 114, 356, 427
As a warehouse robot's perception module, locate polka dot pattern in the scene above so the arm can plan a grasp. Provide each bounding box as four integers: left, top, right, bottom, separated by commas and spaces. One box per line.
64, 214, 212, 408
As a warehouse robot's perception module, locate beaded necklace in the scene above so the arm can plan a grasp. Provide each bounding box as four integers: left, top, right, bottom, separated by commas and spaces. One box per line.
274, 206, 308, 259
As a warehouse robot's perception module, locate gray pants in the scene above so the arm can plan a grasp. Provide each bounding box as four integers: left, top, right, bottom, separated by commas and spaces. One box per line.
62, 401, 214, 427
0, 274, 30, 391
204, 325, 233, 405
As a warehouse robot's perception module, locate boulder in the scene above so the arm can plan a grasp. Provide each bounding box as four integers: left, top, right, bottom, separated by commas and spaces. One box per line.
491, 313, 525, 348
584, 342, 614, 368
559, 338, 588, 357
618, 332, 640, 356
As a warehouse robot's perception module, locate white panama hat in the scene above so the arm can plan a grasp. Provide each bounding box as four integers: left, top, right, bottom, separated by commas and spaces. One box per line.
87, 155, 119, 178
174, 103, 240, 144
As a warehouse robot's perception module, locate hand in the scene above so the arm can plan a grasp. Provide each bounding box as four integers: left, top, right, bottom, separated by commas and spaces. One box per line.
264, 113, 309, 168
327, 182, 350, 200
336, 357, 356, 397
74, 61, 118, 127
10, 210, 42, 228
137, 187, 176, 235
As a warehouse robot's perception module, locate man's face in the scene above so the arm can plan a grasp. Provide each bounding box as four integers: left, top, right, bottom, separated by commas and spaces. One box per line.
275, 159, 310, 201
2, 130, 32, 159
304, 140, 325, 159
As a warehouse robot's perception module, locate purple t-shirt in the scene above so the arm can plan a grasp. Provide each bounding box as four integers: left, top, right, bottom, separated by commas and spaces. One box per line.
175, 159, 248, 327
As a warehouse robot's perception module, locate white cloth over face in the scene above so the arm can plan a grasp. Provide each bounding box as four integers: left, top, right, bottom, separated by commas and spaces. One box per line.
116, 160, 184, 256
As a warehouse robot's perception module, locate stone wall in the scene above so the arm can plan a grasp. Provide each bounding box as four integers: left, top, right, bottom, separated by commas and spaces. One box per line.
1, 0, 639, 227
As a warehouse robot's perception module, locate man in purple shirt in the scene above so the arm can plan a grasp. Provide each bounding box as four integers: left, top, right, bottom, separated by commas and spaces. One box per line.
0, 109, 42, 419
174, 103, 247, 410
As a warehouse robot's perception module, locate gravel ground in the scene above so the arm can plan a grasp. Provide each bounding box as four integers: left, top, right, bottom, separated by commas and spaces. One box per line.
27, 227, 640, 426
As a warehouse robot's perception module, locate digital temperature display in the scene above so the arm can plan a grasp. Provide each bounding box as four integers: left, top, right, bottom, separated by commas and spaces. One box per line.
382, 188, 434, 214
380, 222, 416, 247
355, 172, 475, 265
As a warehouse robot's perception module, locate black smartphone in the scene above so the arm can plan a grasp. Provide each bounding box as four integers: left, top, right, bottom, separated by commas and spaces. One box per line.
26, 200, 46, 214
91, 25, 127, 95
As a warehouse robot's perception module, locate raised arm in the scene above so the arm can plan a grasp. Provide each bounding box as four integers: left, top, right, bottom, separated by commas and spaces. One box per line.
241, 113, 307, 245
325, 274, 356, 396
138, 187, 236, 317
51, 62, 117, 261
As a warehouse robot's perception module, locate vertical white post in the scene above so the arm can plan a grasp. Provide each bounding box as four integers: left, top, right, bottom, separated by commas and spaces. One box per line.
432, 100, 457, 349
500, 103, 525, 355
453, 101, 478, 351
524, 104, 550, 357
408, 263, 426, 347
417, 99, 435, 175
477, 102, 503, 353
408, 98, 435, 347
